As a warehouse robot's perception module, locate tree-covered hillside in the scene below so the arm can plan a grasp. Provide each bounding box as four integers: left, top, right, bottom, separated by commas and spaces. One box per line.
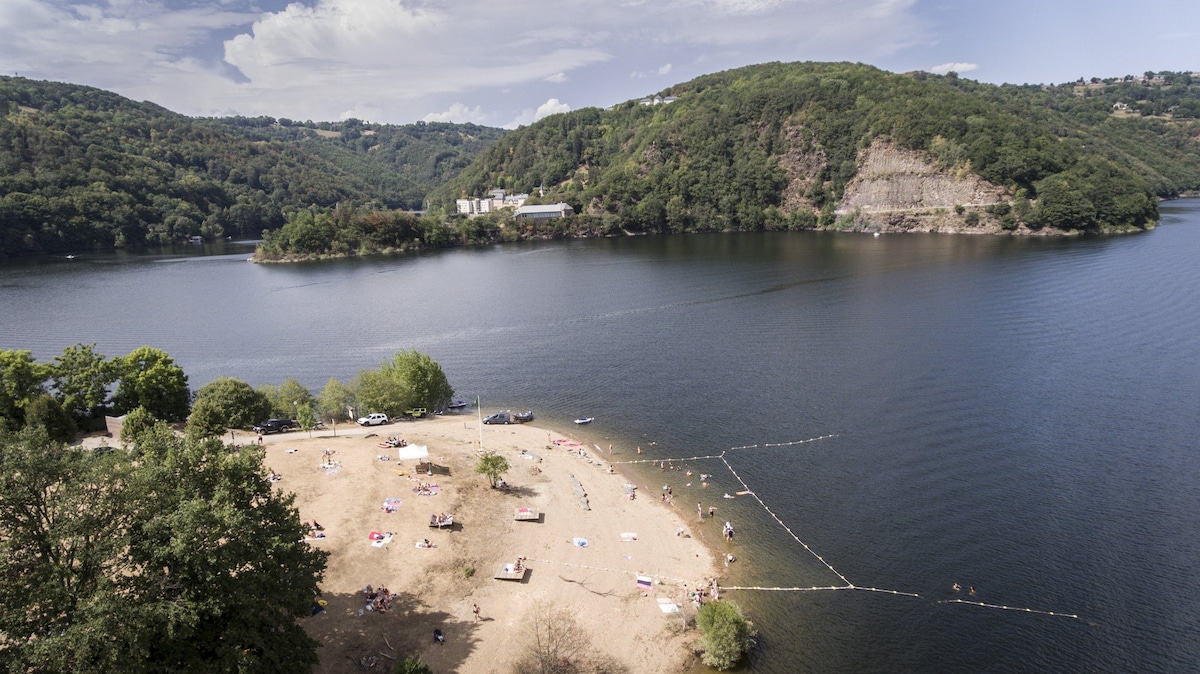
434, 62, 1197, 234
0, 77, 503, 256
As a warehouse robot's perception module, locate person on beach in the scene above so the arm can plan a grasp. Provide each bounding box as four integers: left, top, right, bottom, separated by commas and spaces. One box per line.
472, 603, 480, 622
709, 505, 716, 519
698, 502, 704, 520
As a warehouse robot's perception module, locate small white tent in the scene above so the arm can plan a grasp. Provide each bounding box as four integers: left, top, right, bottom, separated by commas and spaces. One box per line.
394, 444, 429, 461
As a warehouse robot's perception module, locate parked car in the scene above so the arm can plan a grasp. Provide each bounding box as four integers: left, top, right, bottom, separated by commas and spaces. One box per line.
253, 418, 295, 434
483, 412, 512, 425
357, 412, 390, 426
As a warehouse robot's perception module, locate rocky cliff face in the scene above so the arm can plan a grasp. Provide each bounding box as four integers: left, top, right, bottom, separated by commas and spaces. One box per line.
837, 138, 1014, 233
778, 133, 1053, 234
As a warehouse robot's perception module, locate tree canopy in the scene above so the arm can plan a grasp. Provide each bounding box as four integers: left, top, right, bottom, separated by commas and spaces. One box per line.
193, 376, 272, 429
355, 350, 454, 417
0, 76, 503, 255
112, 346, 190, 422
696, 600, 756, 670
0, 425, 327, 672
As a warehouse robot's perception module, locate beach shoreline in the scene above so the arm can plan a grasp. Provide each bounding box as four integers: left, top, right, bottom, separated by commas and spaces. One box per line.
252, 415, 720, 672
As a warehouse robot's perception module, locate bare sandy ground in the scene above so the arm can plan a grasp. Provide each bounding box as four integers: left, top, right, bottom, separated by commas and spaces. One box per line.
255, 415, 720, 673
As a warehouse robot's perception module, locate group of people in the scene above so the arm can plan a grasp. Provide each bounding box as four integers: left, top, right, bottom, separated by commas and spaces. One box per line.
722, 521, 735, 541
362, 584, 396, 613
378, 436, 407, 448
430, 512, 453, 527
321, 448, 338, 469
306, 521, 325, 538
415, 482, 437, 496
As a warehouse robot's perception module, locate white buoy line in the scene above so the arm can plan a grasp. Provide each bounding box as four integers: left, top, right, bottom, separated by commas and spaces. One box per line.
607, 434, 1083, 622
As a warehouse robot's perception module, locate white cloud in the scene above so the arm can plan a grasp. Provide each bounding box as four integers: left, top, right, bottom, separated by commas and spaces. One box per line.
929, 62, 979, 75
505, 98, 571, 129
631, 63, 675, 79
422, 102, 489, 124
0, 0, 929, 123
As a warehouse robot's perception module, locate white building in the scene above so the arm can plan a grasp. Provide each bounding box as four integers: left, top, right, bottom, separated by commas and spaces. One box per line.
457, 191, 530, 216
514, 203, 574, 220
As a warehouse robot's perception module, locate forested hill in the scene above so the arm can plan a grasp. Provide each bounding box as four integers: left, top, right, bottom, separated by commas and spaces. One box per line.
434, 62, 1200, 235
0, 76, 504, 256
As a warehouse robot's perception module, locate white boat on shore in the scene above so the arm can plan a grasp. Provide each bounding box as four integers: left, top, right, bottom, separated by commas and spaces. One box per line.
574, 417, 594, 425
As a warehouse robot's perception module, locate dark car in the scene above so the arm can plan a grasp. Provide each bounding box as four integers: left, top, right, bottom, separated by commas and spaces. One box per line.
253, 418, 295, 434
482, 412, 512, 425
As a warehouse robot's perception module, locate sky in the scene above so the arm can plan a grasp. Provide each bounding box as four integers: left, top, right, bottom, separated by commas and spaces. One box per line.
1, 0, 1197, 129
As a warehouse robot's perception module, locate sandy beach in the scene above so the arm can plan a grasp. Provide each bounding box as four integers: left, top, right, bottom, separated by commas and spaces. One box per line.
255, 415, 720, 673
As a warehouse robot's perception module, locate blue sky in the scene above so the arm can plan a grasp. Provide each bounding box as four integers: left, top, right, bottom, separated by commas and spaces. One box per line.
1, 0, 1196, 128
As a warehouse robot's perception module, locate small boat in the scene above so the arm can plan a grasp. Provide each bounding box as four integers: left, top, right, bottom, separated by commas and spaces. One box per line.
65, 254, 76, 260
447, 399, 468, 409
513, 410, 534, 423
573, 417, 594, 425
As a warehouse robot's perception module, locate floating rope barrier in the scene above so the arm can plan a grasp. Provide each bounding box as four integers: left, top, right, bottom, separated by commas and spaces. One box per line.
936, 598, 1081, 620
760, 435, 839, 448
853, 586, 923, 598
720, 585, 853, 592
611, 453, 728, 465
603, 434, 1081, 622
719, 455, 852, 587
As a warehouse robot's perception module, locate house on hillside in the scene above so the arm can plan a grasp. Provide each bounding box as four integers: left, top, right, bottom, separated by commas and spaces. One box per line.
514, 203, 574, 221
638, 95, 679, 106
457, 190, 529, 216
1112, 101, 1129, 111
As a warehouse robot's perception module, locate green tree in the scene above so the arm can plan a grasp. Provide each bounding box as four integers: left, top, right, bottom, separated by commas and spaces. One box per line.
356, 350, 453, 417
0, 349, 47, 431
317, 377, 356, 422
194, 376, 271, 428
24, 393, 77, 442
186, 398, 228, 443
475, 451, 510, 488
1032, 174, 1095, 230
50, 343, 117, 428
296, 402, 318, 436
119, 405, 159, 447
696, 600, 756, 670
0, 425, 327, 672
261, 377, 313, 418
112, 347, 190, 421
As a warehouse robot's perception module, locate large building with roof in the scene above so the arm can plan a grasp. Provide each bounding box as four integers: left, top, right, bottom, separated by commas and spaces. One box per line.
513, 203, 575, 220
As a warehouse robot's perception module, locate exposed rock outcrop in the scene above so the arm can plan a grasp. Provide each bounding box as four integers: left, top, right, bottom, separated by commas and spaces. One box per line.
840, 138, 1009, 214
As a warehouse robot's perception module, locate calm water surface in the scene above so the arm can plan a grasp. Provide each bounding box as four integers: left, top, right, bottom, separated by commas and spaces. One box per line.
4, 203, 1200, 672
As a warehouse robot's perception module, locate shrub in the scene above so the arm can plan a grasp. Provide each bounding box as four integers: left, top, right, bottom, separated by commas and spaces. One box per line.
696, 601, 755, 670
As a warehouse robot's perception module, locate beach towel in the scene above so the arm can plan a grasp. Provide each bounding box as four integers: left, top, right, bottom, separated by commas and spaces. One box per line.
636, 575, 653, 591
371, 533, 394, 548
620, 532, 638, 542
656, 598, 680, 613
572, 537, 589, 547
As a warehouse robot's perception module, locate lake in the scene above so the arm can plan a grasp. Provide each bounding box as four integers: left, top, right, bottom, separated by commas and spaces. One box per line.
3, 202, 1200, 672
